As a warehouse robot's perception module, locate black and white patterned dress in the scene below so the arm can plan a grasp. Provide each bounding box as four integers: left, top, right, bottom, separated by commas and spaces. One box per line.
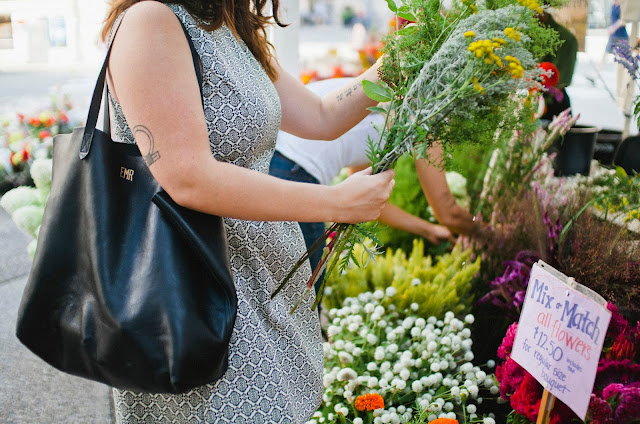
109, 5, 323, 423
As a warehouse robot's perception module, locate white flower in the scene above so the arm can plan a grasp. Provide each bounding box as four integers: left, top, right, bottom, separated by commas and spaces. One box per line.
373, 290, 384, 300
439, 360, 449, 370
402, 317, 415, 329
444, 402, 454, 411
467, 404, 477, 414
348, 323, 359, 332
323, 373, 336, 387
490, 385, 499, 394
427, 317, 437, 325
443, 377, 452, 387
394, 379, 407, 390
338, 351, 354, 364
460, 362, 473, 373
374, 349, 385, 361
468, 384, 479, 397
387, 343, 398, 354
484, 418, 496, 424
441, 336, 451, 345
379, 378, 389, 388
430, 362, 440, 372
400, 369, 410, 380
444, 311, 454, 322
387, 332, 397, 342
328, 326, 341, 337
427, 341, 438, 352
371, 313, 381, 321
446, 412, 457, 419
410, 303, 419, 311
368, 376, 379, 388
367, 334, 378, 344
337, 368, 357, 381
464, 351, 475, 361
350, 304, 361, 314
335, 340, 345, 350
378, 320, 388, 328
385, 286, 397, 297
465, 314, 475, 324
354, 419, 363, 424
476, 371, 487, 380
415, 318, 426, 328
461, 328, 472, 338
345, 342, 355, 352
487, 360, 496, 368
367, 362, 378, 372
364, 303, 375, 313
411, 380, 423, 392
411, 278, 421, 286
353, 347, 363, 357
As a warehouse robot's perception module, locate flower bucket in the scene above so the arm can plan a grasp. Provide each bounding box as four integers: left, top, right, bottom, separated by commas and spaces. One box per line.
593, 129, 623, 167
552, 125, 599, 176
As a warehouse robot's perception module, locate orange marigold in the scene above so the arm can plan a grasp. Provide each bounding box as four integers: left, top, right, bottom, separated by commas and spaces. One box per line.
429, 419, 459, 424
354, 393, 384, 411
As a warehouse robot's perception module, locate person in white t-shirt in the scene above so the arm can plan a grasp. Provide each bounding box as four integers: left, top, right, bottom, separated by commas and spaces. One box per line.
269, 78, 478, 292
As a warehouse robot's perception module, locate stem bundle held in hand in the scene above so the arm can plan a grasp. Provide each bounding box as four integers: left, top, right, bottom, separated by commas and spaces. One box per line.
273, 0, 563, 313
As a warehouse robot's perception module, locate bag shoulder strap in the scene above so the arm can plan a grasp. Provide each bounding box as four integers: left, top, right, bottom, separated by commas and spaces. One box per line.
81, 10, 203, 159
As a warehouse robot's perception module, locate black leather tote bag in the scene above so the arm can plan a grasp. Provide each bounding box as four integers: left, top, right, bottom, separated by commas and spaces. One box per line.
15, 19, 237, 394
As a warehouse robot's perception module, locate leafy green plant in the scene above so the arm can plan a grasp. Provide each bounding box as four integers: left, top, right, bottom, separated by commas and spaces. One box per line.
323, 239, 480, 319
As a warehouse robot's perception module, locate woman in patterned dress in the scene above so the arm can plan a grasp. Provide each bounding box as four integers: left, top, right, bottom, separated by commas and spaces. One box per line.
101, 1, 395, 422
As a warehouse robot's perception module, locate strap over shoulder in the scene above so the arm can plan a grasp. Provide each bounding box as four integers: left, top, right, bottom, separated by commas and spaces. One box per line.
80, 9, 203, 159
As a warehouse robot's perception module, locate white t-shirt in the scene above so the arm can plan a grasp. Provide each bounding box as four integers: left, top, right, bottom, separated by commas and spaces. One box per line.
275, 78, 385, 185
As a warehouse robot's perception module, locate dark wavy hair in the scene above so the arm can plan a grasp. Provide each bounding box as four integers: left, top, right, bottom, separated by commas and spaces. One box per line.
101, 0, 285, 80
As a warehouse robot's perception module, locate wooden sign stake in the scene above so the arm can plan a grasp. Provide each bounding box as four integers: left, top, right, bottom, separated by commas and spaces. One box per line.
536, 388, 556, 424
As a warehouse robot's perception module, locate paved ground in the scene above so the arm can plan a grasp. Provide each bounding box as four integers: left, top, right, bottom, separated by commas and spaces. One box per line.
0, 208, 113, 424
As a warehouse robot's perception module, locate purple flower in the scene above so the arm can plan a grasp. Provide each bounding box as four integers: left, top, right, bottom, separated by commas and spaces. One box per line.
615, 385, 640, 423
613, 41, 640, 81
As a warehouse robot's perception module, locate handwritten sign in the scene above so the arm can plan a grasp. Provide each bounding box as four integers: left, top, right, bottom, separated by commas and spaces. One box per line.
511, 261, 611, 420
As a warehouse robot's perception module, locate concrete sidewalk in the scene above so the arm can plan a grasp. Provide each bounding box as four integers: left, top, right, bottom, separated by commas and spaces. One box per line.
0, 208, 113, 424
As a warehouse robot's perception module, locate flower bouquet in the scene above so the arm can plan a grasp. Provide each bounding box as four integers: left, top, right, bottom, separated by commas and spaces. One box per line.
273, 0, 563, 312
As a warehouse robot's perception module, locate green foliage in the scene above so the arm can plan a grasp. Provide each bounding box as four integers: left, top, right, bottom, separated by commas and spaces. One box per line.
323, 239, 481, 319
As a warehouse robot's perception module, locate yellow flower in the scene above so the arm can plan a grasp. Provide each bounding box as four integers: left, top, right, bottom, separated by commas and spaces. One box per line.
473, 77, 485, 94
464, 31, 476, 38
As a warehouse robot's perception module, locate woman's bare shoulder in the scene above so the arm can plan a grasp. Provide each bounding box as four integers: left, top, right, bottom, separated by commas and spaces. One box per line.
117, 1, 182, 36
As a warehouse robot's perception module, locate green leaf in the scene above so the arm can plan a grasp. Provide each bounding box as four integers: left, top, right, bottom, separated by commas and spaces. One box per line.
385, 0, 397, 13
396, 25, 418, 36
362, 80, 394, 102
367, 106, 388, 114
397, 11, 417, 21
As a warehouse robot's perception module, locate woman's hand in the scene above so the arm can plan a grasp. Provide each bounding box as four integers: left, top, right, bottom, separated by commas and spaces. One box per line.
421, 223, 456, 245
330, 167, 395, 224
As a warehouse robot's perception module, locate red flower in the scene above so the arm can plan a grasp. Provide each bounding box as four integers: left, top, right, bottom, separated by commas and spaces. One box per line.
45, 116, 56, 127
537, 62, 559, 87
29, 117, 41, 127
17, 113, 25, 123
397, 17, 416, 28
58, 111, 69, 124
38, 130, 51, 140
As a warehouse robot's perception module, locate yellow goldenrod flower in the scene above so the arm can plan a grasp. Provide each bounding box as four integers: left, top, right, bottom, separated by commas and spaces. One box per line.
472, 77, 485, 94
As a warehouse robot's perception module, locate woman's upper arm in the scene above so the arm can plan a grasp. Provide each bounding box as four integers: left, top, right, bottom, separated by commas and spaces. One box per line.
107, 2, 211, 200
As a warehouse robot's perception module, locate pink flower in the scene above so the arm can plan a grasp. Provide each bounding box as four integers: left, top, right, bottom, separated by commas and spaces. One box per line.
497, 322, 518, 359
603, 383, 624, 400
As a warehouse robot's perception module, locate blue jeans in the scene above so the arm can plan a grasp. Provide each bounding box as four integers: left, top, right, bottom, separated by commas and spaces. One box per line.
269, 150, 326, 295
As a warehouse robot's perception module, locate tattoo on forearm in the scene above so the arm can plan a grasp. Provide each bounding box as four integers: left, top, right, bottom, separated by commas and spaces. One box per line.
133, 125, 160, 166
335, 82, 361, 102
